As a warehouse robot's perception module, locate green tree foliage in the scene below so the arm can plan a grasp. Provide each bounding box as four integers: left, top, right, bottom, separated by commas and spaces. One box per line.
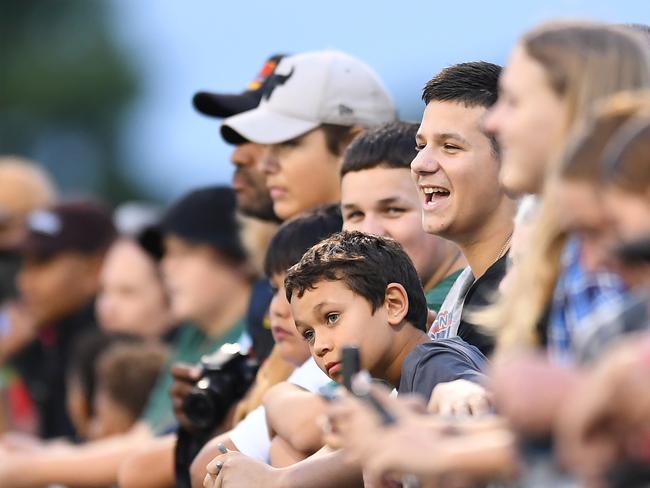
0, 0, 142, 203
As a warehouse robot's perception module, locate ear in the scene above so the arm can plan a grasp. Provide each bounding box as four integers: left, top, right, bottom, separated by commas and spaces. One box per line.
384, 283, 409, 327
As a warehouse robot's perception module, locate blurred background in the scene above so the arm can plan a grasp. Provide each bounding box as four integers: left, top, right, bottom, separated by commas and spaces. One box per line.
2, 0, 649, 205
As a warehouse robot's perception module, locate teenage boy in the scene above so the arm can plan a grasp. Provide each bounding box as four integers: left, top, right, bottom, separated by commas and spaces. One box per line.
203, 232, 487, 488
220, 50, 397, 222
411, 62, 518, 355
340, 121, 466, 312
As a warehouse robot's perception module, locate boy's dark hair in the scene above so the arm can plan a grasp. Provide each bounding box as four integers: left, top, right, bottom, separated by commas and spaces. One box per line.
97, 341, 169, 419
264, 204, 342, 277
341, 122, 418, 177
422, 61, 502, 108
321, 124, 359, 156
285, 231, 428, 331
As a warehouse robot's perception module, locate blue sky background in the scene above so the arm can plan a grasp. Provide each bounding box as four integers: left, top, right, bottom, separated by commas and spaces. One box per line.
107, 0, 650, 202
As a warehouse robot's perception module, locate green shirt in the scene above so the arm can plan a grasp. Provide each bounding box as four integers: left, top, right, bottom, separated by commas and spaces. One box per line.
141, 318, 247, 434
424, 270, 464, 313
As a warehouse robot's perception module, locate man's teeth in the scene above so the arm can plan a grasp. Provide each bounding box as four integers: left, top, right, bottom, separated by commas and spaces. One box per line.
423, 187, 448, 195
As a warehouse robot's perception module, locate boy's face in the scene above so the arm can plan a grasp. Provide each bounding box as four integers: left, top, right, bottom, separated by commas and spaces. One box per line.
96, 240, 169, 338
484, 44, 566, 195
269, 272, 310, 367
291, 279, 394, 382
161, 235, 234, 324
341, 166, 445, 284
230, 142, 276, 221
263, 128, 342, 220
412, 100, 506, 241
18, 252, 99, 326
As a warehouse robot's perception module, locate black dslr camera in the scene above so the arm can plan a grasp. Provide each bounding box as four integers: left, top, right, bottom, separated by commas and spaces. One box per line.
182, 343, 259, 432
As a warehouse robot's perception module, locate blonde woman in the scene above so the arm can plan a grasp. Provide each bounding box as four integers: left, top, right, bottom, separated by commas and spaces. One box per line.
484, 21, 650, 360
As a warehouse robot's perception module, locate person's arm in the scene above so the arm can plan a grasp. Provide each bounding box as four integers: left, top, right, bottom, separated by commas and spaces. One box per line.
117, 433, 176, 488
0, 422, 152, 488
264, 383, 327, 454
190, 432, 238, 488
269, 435, 308, 467
205, 447, 363, 488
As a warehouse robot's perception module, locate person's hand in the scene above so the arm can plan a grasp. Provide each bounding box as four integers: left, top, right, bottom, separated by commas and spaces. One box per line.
325, 383, 428, 465
170, 362, 202, 431
429, 379, 492, 417
0, 431, 45, 453
556, 335, 650, 484
489, 352, 580, 436
203, 451, 279, 488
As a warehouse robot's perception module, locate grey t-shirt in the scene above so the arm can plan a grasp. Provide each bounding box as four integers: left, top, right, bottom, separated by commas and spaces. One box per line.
398, 337, 488, 400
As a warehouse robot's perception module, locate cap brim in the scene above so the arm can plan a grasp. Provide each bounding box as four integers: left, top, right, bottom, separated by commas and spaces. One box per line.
193, 91, 260, 118
220, 107, 319, 145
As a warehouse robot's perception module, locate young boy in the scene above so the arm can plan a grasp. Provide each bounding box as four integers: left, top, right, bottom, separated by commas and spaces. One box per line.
340, 121, 465, 312
285, 231, 486, 397
202, 232, 487, 488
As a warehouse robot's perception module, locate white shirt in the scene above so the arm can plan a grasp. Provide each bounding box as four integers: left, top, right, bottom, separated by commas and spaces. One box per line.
229, 358, 330, 462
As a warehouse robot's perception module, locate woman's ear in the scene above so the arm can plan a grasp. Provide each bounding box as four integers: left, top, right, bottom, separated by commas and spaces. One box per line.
384, 283, 409, 326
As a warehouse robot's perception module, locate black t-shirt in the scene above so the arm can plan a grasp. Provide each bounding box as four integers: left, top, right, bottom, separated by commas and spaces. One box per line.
11, 302, 96, 440
398, 337, 488, 400
430, 255, 507, 357
459, 254, 507, 356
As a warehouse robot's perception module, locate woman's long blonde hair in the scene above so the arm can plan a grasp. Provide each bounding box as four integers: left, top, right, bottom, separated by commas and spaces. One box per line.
488, 22, 650, 353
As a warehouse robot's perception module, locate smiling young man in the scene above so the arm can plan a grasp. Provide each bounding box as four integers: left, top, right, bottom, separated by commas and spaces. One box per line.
411, 62, 518, 355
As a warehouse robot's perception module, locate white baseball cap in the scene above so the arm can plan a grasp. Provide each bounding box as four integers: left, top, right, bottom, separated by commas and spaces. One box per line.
220, 50, 397, 145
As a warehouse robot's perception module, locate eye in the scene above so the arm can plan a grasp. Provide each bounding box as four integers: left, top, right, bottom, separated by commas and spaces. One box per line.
345, 210, 363, 221
326, 312, 340, 325
385, 207, 406, 216
415, 143, 426, 152
443, 143, 461, 154
302, 329, 315, 343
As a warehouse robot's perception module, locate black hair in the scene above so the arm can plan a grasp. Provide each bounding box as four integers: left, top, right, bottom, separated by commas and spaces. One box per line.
160, 186, 246, 264
320, 124, 358, 156
422, 62, 502, 157
285, 231, 428, 332
264, 204, 342, 277
422, 61, 502, 108
341, 122, 418, 177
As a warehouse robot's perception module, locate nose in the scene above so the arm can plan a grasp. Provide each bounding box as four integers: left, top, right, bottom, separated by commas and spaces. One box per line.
230, 145, 252, 168
269, 291, 291, 320
313, 330, 333, 358
410, 148, 440, 176
356, 214, 388, 238
483, 102, 502, 136
260, 147, 279, 174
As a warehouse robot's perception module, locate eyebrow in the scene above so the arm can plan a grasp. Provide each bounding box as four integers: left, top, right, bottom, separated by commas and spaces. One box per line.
342, 196, 403, 210
434, 132, 471, 146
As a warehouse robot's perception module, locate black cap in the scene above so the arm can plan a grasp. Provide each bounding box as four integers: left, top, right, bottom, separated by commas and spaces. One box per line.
160, 186, 246, 263
192, 54, 287, 119
21, 201, 117, 259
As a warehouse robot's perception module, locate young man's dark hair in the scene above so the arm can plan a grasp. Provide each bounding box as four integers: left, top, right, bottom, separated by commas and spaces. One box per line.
264, 204, 342, 278
341, 121, 418, 176
422, 61, 502, 107
422, 61, 501, 156
285, 230, 428, 331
